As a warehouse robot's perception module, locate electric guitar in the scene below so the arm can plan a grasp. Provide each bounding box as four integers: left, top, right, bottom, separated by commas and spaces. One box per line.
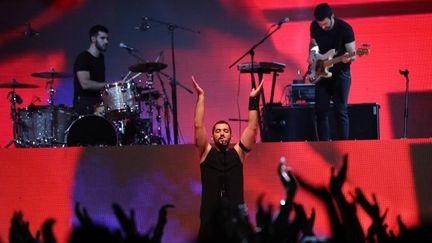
307, 44, 370, 84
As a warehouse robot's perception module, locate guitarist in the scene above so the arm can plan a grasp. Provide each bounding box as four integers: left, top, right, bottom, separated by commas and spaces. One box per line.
309, 3, 356, 141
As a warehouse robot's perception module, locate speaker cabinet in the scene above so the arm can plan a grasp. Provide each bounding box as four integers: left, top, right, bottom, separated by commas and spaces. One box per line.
261, 103, 380, 142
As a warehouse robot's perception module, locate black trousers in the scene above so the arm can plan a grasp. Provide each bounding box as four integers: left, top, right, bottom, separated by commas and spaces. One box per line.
315, 69, 351, 141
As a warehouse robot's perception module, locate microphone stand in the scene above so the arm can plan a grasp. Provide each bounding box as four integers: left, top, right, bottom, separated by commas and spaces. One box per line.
142, 17, 200, 144
229, 24, 283, 69
228, 24, 285, 137
159, 71, 193, 94
155, 72, 173, 144
157, 71, 193, 144
401, 70, 410, 138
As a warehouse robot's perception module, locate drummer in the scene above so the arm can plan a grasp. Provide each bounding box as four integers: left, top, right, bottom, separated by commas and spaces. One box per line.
73, 25, 110, 115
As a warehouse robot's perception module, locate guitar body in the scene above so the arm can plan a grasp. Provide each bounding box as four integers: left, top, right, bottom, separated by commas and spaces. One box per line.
308, 47, 336, 84
307, 44, 370, 84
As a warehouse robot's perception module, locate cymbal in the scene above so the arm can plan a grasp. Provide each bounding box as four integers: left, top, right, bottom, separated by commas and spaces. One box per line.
128, 62, 167, 73
31, 71, 72, 79
0, 80, 40, 89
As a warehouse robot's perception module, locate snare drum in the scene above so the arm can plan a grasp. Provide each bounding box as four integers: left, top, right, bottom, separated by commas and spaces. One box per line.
16, 105, 76, 147
65, 115, 117, 147
101, 80, 139, 118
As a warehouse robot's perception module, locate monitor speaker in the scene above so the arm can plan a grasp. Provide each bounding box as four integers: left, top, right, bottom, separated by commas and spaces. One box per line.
261, 103, 380, 142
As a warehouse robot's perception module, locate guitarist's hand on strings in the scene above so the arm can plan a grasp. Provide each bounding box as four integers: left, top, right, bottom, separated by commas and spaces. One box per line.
341, 52, 356, 63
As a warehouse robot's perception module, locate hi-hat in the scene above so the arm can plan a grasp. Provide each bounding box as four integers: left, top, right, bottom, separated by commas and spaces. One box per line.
31, 71, 72, 79
128, 62, 167, 73
0, 80, 39, 89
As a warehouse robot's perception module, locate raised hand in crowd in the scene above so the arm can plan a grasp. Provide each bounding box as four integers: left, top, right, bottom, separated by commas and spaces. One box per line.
9, 211, 39, 243
355, 188, 390, 243
295, 171, 344, 242
40, 219, 56, 243
272, 156, 300, 241
152, 204, 175, 243
329, 154, 364, 243
74, 202, 94, 228
9, 211, 56, 243
255, 193, 273, 242
112, 203, 138, 239
298, 206, 316, 239
278, 156, 298, 208
112, 203, 174, 243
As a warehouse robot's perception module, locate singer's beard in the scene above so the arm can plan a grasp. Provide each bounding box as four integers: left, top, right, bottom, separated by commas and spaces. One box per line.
215, 137, 230, 151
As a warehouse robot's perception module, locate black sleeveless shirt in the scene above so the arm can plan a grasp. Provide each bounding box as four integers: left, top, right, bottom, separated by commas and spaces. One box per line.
199, 147, 244, 222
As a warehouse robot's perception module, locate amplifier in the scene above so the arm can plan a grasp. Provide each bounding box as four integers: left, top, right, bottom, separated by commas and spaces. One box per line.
288, 83, 315, 103
261, 103, 380, 142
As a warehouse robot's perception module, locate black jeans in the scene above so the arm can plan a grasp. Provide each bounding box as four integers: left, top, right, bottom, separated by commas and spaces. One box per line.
315, 69, 351, 141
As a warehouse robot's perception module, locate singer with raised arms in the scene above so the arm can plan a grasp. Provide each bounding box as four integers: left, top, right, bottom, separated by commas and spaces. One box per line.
192, 75, 263, 242
73, 25, 111, 115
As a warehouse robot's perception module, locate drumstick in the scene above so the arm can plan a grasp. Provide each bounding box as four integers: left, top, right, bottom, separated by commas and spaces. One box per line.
121, 71, 132, 82
124, 72, 142, 83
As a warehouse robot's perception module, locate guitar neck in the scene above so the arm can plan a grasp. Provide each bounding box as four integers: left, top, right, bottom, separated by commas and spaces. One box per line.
325, 51, 356, 67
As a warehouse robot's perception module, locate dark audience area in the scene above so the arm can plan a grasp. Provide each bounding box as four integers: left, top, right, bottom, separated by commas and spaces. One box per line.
7, 155, 432, 243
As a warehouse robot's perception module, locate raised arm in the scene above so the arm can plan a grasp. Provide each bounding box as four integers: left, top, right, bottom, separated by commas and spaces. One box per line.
192, 76, 210, 160
234, 80, 264, 160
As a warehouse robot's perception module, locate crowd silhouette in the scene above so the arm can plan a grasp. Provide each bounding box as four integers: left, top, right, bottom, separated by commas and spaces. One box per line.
7, 155, 432, 243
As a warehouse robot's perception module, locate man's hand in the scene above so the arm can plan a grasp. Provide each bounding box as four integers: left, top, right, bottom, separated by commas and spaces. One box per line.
250, 79, 264, 97
192, 75, 204, 96
341, 52, 354, 63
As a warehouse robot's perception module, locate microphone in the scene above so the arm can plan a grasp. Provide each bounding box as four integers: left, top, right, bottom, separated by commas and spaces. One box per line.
135, 18, 151, 32
24, 22, 40, 38
29, 96, 41, 107
15, 94, 23, 104
399, 69, 409, 76
7, 91, 23, 104
34, 96, 41, 103
272, 17, 290, 27
119, 42, 137, 52
155, 51, 163, 63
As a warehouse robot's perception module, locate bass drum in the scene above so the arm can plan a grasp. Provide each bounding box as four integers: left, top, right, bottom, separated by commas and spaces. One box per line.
66, 115, 117, 147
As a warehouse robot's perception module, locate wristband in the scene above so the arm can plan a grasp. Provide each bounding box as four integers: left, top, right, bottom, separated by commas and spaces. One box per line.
248, 96, 259, 111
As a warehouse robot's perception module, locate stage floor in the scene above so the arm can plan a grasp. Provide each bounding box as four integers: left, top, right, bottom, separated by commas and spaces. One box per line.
1, 138, 431, 243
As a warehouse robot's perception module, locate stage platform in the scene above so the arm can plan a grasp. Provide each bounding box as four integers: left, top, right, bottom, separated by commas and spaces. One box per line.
1, 139, 431, 243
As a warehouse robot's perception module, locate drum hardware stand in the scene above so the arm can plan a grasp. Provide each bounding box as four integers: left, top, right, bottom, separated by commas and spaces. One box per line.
155, 72, 172, 144
155, 104, 165, 144
46, 70, 58, 145
113, 119, 127, 146
157, 71, 193, 142
399, 69, 410, 138
5, 83, 24, 148
5, 91, 21, 148
138, 16, 200, 144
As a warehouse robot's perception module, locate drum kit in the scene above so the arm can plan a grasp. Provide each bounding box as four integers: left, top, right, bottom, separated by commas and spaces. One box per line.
2, 63, 168, 148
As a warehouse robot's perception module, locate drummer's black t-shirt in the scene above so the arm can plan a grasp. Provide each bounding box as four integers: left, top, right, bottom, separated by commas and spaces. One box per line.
73, 51, 105, 115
